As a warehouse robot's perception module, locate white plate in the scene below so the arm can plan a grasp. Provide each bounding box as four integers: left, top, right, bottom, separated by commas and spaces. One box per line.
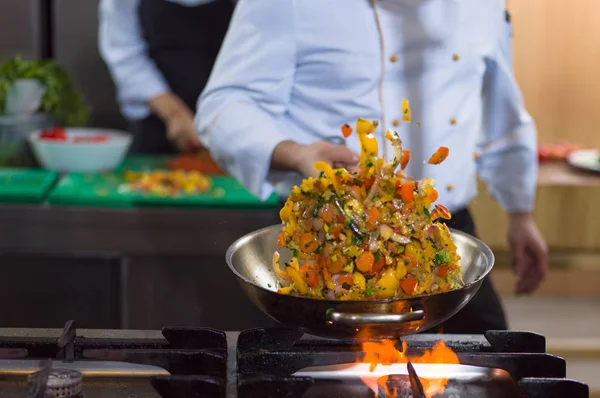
566, 149, 600, 173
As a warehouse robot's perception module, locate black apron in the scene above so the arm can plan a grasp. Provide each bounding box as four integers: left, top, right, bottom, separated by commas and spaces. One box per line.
131, 0, 234, 154
434, 209, 508, 334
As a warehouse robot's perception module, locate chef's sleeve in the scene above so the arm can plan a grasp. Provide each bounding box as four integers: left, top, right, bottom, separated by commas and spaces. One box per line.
476, 8, 538, 213
98, 0, 170, 120
196, 0, 295, 201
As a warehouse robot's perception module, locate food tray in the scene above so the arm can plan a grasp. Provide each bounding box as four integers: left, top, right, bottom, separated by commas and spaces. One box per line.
0, 168, 59, 203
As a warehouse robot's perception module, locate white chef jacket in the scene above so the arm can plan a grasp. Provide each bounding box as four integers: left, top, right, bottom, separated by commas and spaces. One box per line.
196, 0, 538, 213
98, 0, 219, 120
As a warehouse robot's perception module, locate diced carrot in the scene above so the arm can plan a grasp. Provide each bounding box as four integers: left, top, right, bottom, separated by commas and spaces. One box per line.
341, 124, 353, 138
299, 233, 319, 254
364, 176, 375, 190
277, 232, 286, 247
400, 276, 417, 295
306, 270, 319, 288
337, 214, 345, 223
366, 207, 380, 229
428, 189, 439, 202
399, 150, 411, 170
330, 225, 343, 240
436, 266, 448, 277
372, 255, 386, 273
356, 252, 375, 273
399, 181, 415, 203
428, 146, 450, 165
319, 206, 334, 223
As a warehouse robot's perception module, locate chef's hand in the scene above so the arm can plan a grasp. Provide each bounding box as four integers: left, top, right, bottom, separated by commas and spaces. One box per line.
507, 212, 549, 295
272, 140, 359, 177
148, 92, 202, 152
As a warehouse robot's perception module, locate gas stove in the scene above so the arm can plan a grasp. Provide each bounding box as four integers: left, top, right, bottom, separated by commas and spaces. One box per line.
0, 320, 589, 397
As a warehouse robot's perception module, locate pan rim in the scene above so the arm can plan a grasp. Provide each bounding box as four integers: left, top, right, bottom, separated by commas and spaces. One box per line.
225, 224, 495, 305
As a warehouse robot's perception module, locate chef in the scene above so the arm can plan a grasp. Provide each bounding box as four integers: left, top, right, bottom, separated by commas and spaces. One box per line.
196, 0, 548, 334
98, 0, 233, 154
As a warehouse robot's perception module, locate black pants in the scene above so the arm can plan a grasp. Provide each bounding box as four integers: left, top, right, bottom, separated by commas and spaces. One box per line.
433, 209, 508, 334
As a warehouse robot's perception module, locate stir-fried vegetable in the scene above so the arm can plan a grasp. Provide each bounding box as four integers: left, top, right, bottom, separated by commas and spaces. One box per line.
274, 108, 462, 300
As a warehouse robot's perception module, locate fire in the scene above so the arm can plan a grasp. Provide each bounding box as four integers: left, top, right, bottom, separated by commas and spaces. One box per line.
358, 331, 460, 398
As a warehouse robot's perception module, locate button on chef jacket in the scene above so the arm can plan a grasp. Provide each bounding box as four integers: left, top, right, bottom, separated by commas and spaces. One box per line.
196, 0, 538, 214
98, 0, 234, 121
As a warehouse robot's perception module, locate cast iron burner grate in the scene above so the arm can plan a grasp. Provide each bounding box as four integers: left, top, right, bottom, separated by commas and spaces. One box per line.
236, 328, 590, 398
0, 320, 227, 398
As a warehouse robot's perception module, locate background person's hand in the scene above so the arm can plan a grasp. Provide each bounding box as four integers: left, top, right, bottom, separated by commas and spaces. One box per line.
148, 92, 202, 152
272, 140, 359, 177
507, 213, 549, 294
165, 110, 201, 152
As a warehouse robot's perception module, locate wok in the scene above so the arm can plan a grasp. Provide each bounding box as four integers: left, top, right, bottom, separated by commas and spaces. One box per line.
226, 225, 494, 340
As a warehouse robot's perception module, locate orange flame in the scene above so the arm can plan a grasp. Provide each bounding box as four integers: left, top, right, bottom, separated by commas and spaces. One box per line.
358, 331, 459, 398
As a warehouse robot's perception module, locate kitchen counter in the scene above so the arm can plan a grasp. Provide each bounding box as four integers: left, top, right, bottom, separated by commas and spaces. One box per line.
0, 204, 281, 331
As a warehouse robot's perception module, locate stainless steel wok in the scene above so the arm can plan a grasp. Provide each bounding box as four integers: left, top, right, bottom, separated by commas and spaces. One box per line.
226, 225, 494, 340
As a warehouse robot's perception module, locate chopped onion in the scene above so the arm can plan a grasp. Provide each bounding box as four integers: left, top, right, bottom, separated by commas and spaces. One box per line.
391, 233, 411, 245
380, 224, 394, 241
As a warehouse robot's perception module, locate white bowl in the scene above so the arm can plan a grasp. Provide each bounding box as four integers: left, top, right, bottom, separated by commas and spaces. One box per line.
28, 128, 133, 173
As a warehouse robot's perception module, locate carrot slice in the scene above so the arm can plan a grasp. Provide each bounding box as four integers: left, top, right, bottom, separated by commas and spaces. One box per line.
299, 233, 319, 254
341, 124, 353, 138
327, 255, 346, 273
356, 252, 375, 273
400, 276, 417, 295
428, 146, 450, 165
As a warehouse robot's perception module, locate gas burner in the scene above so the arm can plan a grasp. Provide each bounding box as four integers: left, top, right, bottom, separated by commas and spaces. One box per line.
28, 365, 84, 398
0, 320, 227, 398
0, 322, 590, 397
236, 328, 590, 398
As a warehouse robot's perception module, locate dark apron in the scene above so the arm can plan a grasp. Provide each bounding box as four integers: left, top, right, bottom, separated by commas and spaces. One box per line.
131, 0, 234, 154
434, 209, 508, 334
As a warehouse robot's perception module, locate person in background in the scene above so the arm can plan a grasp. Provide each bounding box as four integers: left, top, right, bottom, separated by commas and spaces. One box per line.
197, 0, 549, 333
98, 0, 233, 154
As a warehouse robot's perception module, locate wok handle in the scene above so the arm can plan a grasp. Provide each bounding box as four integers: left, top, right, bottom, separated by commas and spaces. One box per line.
326, 308, 425, 326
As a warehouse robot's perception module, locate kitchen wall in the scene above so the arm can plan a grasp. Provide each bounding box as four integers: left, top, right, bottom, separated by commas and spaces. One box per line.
507, 0, 600, 148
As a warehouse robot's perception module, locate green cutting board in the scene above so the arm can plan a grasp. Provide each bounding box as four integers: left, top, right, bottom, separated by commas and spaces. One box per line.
47, 173, 280, 209
0, 168, 59, 203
